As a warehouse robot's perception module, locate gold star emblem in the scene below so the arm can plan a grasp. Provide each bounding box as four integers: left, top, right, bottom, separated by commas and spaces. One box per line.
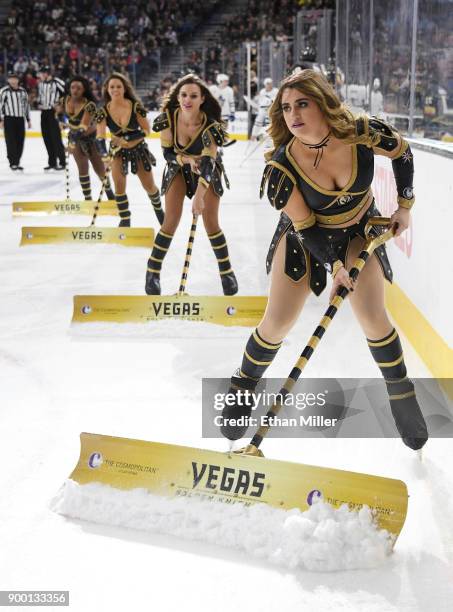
402, 150, 413, 163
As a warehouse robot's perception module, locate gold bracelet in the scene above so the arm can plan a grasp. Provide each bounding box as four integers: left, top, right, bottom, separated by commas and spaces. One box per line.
332, 260, 344, 278
397, 196, 415, 210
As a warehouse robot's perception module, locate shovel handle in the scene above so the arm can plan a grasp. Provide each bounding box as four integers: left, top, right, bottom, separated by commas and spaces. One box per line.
178, 215, 198, 294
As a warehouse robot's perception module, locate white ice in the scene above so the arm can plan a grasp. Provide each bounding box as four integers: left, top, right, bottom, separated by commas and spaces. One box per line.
1, 137, 453, 612
52, 481, 394, 572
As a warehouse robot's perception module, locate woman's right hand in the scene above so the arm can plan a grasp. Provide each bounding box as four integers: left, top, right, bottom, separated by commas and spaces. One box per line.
192, 193, 205, 215
329, 266, 355, 302
185, 156, 200, 174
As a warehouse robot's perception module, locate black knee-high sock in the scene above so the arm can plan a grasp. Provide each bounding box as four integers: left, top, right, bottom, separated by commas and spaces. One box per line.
115, 193, 130, 221
146, 230, 174, 275
208, 229, 233, 276
79, 174, 91, 200
236, 328, 282, 384
222, 328, 282, 440
148, 190, 164, 221
368, 328, 428, 449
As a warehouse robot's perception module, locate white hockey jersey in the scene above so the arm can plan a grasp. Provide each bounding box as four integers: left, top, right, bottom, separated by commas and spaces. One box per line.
210, 84, 235, 118
252, 87, 278, 137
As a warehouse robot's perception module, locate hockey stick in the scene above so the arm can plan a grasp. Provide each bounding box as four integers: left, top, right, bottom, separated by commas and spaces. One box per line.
176, 214, 198, 295
239, 134, 268, 167
236, 217, 395, 456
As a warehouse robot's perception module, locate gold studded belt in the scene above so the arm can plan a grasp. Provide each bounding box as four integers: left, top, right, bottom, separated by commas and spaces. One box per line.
315, 190, 372, 227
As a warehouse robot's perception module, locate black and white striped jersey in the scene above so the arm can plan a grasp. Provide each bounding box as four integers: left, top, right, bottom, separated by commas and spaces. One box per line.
0, 86, 30, 120
38, 78, 65, 110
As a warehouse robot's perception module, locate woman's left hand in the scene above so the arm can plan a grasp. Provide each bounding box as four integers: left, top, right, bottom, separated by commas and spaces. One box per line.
390, 207, 411, 237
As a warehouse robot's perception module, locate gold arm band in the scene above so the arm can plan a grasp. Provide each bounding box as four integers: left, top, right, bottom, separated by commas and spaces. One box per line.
332, 260, 344, 278
198, 177, 210, 189
293, 212, 316, 231
397, 196, 415, 209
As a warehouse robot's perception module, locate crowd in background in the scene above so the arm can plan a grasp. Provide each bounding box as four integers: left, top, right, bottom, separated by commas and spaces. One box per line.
1, 0, 451, 139
0, 0, 221, 107
0, 0, 331, 111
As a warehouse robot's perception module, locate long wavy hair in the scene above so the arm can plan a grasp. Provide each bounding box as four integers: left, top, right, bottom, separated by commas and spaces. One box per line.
102, 72, 141, 105
268, 70, 379, 150
162, 74, 222, 123
67, 76, 96, 103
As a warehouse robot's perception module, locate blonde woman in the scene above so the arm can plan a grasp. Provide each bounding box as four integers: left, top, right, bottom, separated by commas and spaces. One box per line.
221, 70, 428, 451
95, 72, 163, 227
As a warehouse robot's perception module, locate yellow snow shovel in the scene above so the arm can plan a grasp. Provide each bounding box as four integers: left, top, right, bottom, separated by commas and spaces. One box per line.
13, 132, 117, 217
66, 218, 408, 541
72, 215, 267, 327
19, 144, 154, 248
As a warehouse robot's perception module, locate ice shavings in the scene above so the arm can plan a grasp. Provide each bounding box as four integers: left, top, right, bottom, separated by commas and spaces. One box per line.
52, 480, 394, 572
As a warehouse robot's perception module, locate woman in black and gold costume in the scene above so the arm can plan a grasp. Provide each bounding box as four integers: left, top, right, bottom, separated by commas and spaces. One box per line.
55, 76, 115, 201
95, 72, 163, 227
145, 74, 237, 296
221, 70, 428, 451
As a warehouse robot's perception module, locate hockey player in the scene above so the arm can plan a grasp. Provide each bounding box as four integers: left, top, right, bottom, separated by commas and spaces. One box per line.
251, 77, 278, 141
210, 74, 235, 128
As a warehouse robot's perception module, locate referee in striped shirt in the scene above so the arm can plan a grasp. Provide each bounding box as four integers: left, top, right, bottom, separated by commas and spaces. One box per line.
38, 66, 66, 171
0, 72, 31, 171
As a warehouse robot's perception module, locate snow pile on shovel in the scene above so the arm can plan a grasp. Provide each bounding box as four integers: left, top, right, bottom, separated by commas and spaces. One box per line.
53, 480, 394, 571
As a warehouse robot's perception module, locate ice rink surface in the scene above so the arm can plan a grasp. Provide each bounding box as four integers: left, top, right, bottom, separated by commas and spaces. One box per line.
1, 138, 452, 611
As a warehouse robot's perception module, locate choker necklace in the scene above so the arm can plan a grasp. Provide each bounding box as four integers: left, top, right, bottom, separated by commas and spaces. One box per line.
298, 132, 331, 169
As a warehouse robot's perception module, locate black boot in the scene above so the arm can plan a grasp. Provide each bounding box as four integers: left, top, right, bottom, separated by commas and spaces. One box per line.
115, 193, 131, 227
208, 229, 238, 295
145, 230, 174, 295
221, 329, 282, 440
220, 370, 259, 440
145, 272, 161, 295
221, 272, 238, 296
368, 329, 428, 450
148, 190, 165, 225
79, 173, 92, 200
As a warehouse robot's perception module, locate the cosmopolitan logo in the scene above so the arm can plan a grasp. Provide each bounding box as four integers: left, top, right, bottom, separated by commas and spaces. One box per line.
152, 302, 201, 316
54, 203, 81, 212
71, 231, 104, 240
192, 461, 265, 497
88, 452, 103, 469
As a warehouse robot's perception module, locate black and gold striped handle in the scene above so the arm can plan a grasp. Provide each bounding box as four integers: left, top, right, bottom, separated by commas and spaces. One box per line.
90, 169, 111, 227
64, 129, 71, 202
242, 216, 395, 455
89, 145, 119, 227
177, 215, 198, 295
